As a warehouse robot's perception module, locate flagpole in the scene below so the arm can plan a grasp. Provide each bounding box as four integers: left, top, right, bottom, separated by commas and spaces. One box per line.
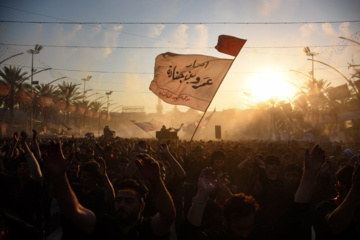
190, 54, 238, 142
130, 121, 156, 138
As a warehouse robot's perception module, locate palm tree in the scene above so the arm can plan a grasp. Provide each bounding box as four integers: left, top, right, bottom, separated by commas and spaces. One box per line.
296, 78, 331, 126
33, 84, 58, 131
56, 82, 82, 126
89, 100, 106, 133
74, 99, 92, 130
0, 66, 28, 123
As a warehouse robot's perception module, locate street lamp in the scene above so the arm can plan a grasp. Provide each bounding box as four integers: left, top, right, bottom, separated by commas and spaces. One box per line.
27, 44, 43, 131
106, 91, 113, 114
81, 75, 92, 97
303, 47, 318, 82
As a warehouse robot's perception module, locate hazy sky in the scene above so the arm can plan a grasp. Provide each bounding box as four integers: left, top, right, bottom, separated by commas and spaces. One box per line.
0, 0, 359, 113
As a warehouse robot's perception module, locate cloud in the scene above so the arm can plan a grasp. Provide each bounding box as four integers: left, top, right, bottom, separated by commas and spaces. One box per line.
339, 22, 351, 38
193, 25, 208, 54
300, 24, 318, 37
258, 0, 282, 16
173, 24, 188, 46
51, 24, 82, 43
149, 24, 165, 38
103, 25, 123, 58
322, 23, 338, 38
89, 25, 102, 40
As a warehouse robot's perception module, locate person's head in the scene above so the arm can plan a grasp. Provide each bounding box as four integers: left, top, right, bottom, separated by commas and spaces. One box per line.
211, 151, 226, 169
114, 178, 149, 225
343, 149, 354, 159
222, 193, 259, 239
79, 160, 101, 189
283, 163, 302, 191
335, 165, 353, 201
192, 145, 206, 162
16, 155, 31, 181
264, 155, 281, 178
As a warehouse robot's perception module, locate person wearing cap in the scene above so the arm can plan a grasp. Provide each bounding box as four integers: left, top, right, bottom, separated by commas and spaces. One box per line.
45, 141, 175, 240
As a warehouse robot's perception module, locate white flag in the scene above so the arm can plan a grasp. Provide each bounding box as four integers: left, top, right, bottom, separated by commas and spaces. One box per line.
149, 52, 233, 112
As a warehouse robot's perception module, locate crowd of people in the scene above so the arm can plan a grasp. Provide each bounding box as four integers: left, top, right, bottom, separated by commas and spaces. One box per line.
0, 129, 359, 240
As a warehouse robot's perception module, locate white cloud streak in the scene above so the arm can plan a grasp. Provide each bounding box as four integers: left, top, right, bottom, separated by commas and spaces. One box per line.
300, 24, 318, 37
149, 24, 165, 38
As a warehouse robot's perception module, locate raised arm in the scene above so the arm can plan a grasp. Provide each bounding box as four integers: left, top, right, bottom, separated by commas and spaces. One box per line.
31, 129, 42, 162
45, 141, 96, 234
294, 144, 325, 203
326, 162, 360, 234
135, 154, 176, 236
6, 132, 19, 159
95, 157, 115, 203
159, 143, 186, 179
20, 131, 42, 180
187, 167, 216, 226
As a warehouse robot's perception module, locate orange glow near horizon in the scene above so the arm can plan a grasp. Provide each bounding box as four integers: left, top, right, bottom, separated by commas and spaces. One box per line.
246, 71, 294, 103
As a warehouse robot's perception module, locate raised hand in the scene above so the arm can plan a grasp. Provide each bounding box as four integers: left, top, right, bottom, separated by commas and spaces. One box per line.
96, 157, 107, 177
158, 143, 170, 155
135, 154, 161, 182
197, 167, 217, 195
45, 141, 74, 177
13, 132, 19, 143
32, 129, 38, 140
304, 144, 326, 175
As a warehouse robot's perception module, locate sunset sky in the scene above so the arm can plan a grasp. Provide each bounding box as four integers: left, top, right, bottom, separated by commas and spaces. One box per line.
0, 0, 359, 113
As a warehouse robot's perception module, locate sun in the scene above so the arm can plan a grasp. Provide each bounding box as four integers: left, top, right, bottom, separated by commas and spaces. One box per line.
246, 71, 293, 103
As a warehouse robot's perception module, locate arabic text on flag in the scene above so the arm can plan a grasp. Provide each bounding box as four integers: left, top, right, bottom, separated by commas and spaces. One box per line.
150, 52, 233, 112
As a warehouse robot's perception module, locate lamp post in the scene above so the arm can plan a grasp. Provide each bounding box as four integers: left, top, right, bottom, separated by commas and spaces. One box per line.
106, 91, 113, 115
81, 75, 92, 97
303, 47, 318, 82
27, 44, 43, 131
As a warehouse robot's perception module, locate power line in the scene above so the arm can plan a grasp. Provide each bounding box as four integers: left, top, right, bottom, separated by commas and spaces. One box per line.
11, 64, 349, 75
1, 42, 357, 50
1, 20, 360, 25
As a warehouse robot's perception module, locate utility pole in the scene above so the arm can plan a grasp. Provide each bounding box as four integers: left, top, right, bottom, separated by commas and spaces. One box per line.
27, 44, 43, 131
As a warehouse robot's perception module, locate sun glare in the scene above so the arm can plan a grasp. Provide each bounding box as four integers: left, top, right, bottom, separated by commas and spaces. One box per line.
246, 71, 291, 103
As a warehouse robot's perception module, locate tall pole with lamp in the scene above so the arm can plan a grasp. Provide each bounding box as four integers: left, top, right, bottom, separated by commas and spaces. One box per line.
27, 44, 43, 131
81, 75, 92, 97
